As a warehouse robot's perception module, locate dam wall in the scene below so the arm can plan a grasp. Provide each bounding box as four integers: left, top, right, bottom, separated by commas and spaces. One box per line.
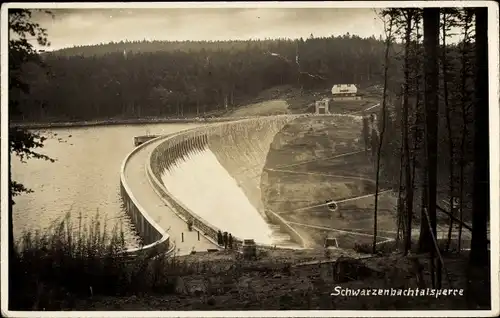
147, 116, 304, 247
120, 136, 173, 258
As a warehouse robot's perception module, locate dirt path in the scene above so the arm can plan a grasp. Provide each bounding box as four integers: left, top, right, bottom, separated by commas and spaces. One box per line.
265, 167, 376, 182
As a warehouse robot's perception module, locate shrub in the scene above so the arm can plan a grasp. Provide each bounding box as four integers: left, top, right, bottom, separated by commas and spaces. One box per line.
9, 211, 190, 310
353, 242, 373, 254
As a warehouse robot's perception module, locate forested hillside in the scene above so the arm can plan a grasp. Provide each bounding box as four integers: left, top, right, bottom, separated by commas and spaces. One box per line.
13, 35, 395, 122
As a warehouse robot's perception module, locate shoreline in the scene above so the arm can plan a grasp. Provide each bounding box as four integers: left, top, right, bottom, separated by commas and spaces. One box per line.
8, 116, 253, 130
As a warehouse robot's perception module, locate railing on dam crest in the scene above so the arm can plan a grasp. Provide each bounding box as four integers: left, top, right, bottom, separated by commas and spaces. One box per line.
120, 134, 175, 258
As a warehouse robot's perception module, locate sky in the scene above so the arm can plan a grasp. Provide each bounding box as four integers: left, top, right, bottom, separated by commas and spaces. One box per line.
29, 7, 385, 51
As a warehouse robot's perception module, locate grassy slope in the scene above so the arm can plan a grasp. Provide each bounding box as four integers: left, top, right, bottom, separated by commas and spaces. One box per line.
226, 99, 290, 117
224, 84, 382, 117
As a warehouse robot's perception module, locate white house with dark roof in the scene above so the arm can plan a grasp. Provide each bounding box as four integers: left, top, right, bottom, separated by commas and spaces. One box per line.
331, 84, 361, 101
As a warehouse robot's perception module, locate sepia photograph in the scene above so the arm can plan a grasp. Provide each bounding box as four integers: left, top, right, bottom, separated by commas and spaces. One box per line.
1, 1, 498, 316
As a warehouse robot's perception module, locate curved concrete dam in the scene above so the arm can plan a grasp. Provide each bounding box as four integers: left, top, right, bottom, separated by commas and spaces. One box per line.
148, 116, 308, 247
118, 113, 474, 255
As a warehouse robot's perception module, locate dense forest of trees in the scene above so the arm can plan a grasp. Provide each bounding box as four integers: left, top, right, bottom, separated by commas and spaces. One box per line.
368, 8, 478, 220
13, 34, 395, 122
365, 8, 490, 291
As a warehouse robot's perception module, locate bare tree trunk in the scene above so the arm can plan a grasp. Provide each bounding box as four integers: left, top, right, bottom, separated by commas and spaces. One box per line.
465, 9, 491, 303
403, 10, 415, 254
373, 14, 394, 254
396, 83, 407, 249
419, 171, 431, 251
396, 136, 406, 248
469, 7, 489, 266
458, 158, 465, 250
412, 12, 431, 255
8, 151, 16, 309
442, 11, 456, 252
415, 31, 428, 254
423, 7, 441, 288
457, 9, 473, 251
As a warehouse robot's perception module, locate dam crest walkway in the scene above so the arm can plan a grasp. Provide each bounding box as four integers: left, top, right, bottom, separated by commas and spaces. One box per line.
124, 135, 216, 256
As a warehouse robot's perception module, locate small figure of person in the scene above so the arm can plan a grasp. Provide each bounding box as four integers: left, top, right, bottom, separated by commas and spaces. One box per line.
223, 231, 228, 249
228, 233, 233, 250
217, 230, 223, 246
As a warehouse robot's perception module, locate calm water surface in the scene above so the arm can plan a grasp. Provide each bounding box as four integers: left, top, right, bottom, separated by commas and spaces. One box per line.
11, 123, 201, 248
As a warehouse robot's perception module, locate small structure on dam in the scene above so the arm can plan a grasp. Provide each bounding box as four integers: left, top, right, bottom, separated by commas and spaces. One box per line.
134, 135, 159, 147
315, 98, 331, 115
